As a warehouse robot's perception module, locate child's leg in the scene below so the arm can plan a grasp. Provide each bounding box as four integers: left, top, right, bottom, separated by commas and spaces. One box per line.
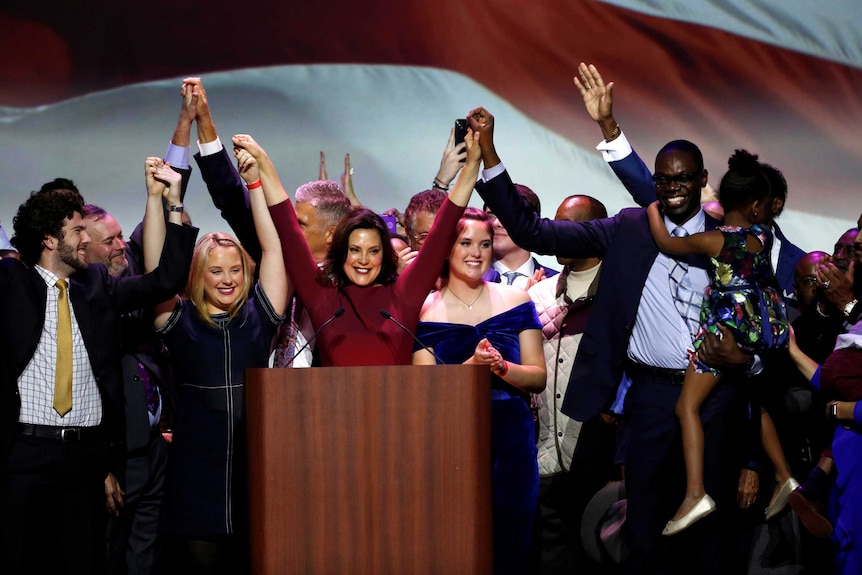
760, 408, 793, 488
673, 364, 721, 521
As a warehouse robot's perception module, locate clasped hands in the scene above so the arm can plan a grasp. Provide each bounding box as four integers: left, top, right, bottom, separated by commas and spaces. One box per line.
472, 338, 506, 375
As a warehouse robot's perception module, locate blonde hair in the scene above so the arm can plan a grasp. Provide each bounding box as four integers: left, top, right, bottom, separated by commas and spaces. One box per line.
187, 232, 253, 327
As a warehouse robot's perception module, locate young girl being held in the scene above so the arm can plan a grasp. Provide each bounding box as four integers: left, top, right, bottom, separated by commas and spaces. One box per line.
646, 149, 791, 535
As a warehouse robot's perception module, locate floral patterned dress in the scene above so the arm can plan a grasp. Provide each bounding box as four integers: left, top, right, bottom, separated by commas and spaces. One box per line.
692, 223, 789, 375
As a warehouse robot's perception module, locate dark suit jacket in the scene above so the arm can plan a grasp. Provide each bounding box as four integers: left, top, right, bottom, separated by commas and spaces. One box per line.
608, 147, 805, 305
482, 257, 559, 283
195, 147, 262, 264
476, 169, 720, 421
0, 223, 198, 462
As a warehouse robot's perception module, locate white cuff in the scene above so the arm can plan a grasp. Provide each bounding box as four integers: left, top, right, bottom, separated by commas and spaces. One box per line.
481, 162, 506, 182
595, 132, 633, 163
197, 136, 223, 157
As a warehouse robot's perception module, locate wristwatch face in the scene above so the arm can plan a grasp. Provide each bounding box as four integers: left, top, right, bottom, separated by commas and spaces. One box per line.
844, 300, 857, 316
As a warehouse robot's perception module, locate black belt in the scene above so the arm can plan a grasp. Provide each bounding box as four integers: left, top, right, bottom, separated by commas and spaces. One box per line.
624, 360, 687, 385
18, 423, 104, 443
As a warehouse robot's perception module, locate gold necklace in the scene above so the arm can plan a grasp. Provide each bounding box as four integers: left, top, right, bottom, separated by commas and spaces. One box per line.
447, 283, 485, 309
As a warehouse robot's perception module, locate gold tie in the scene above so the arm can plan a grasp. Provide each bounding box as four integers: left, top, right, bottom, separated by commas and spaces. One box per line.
54, 279, 73, 416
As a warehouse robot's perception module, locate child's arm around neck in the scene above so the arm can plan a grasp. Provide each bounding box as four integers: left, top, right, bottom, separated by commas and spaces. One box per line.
647, 201, 723, 257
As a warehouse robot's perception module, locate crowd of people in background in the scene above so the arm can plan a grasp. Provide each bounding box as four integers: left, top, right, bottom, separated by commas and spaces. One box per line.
1, 62, 861, 575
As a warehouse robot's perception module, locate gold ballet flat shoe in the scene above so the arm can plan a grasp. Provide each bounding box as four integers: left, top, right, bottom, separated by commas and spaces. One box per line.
662, 494, 717, 536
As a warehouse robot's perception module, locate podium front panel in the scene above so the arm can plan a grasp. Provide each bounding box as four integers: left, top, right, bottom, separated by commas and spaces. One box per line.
246, 364, 493, 574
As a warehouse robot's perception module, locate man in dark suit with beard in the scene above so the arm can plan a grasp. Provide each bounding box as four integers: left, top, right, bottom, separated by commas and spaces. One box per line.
0, 181, 196, 575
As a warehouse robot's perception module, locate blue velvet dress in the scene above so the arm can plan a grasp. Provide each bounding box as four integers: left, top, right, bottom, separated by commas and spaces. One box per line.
416, 301, 541, 575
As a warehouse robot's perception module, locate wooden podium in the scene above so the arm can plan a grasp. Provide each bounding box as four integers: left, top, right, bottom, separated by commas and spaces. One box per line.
245, 365, 493, 574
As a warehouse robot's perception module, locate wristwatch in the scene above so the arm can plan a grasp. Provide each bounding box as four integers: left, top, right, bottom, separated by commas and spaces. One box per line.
829, 402, 839, 419
843, 298, 858, 318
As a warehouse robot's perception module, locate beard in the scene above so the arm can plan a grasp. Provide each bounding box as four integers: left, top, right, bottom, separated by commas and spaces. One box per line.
58, 238, 88, 271
107, 253, 129, 277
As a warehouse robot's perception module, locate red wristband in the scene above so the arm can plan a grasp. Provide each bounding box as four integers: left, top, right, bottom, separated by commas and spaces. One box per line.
246, 180, 263, 190
497, 360, 508, 377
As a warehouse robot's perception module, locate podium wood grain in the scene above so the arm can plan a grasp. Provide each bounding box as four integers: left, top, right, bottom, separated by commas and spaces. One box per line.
246, 365, 493, 574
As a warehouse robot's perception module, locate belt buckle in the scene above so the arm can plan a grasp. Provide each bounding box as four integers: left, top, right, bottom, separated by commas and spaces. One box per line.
60, 427, 80, 442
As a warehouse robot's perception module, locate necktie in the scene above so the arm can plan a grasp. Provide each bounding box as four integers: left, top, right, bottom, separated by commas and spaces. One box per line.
667, 228, 701, 340
136, 361, 160, 417
54, 279, 73, 416
503, 271, 522, 285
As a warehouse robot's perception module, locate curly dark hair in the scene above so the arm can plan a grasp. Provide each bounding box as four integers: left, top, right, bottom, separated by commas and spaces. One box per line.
322, 207, 398, 288
12, 184, 85, 266
718, 149, 770, 214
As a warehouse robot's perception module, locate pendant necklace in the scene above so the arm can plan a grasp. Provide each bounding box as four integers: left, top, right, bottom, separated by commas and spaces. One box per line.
447, 284, 485, 310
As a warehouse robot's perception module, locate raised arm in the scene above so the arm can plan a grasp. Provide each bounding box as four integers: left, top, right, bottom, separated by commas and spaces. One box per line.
446, 127, 481, 207
320, 151, 361, 206
647, 201, 721, 257
234, 140, 290, 316
142, 158, 183, 273
188, 77, 262, 263
431, 127, 467, 190
574, 62, 656, 207
142, 159, 185, 328
573, 62, 619, 143
233, 134, 321, 305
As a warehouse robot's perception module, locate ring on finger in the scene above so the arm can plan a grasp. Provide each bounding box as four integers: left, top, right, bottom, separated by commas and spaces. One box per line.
822, 280, 831, 290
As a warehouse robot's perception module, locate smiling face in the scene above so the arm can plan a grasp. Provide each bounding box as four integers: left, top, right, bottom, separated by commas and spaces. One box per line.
833, 229, 857, 274
408, 210, 435, 252
343, 228, 383, 287
653, 149, 707, 225
449, 219, 493, 281
84, 214, 128, 277
202, 245, 245, 314
54, 212, 90, 273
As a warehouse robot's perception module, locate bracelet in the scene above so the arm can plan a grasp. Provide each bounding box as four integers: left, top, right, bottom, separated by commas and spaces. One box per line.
432, 178, 449, 191
246, 180, 263, 190
168, 204, 184, 213
605, 124, 621, 142
497, 360, 509, 377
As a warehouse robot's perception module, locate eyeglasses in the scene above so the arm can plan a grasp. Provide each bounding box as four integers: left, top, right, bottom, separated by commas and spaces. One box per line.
411, 232, 429, 245
652, 172, 700, 189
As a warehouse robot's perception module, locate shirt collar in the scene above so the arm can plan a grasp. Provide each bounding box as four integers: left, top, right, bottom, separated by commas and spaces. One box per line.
34, 264, 62, 288
664, 208, 706, 236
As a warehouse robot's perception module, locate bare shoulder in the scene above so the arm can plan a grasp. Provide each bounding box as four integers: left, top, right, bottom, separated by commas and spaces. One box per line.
487, 282, 531, 308
419, 289, 445, 320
